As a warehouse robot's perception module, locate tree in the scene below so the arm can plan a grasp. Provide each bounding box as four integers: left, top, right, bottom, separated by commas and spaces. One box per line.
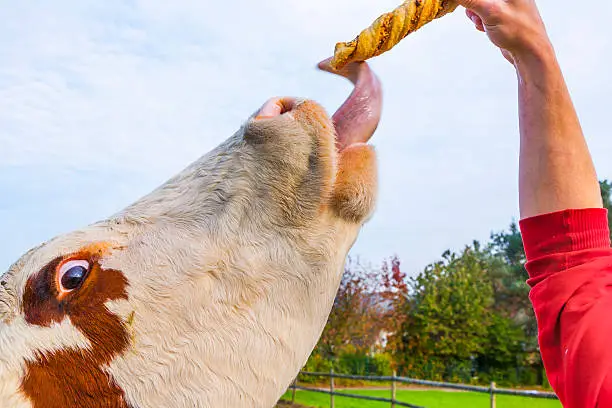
488, 223, 534, 335
390, 245, 494, 381
476, 313, 527, 384
600, 180, 612, 240
382, 255, 408, 294
315, 258, 386, 359
380, 256, 409, 350
304, 180, 612, 386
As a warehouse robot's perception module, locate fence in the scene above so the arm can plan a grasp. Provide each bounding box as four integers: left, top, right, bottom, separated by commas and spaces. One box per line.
287, 370, 558, 408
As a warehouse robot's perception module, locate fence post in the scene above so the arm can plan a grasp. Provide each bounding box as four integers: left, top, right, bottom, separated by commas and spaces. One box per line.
391, 370, 397, 408
490, 381, 496, 408
291, 376, 297, 404
330, 368, 335, 408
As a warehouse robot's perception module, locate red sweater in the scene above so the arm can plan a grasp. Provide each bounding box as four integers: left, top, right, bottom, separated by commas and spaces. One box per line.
520, 208, 612, 408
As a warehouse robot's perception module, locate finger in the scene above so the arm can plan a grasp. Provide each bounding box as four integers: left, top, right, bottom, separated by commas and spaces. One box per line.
455, 0, 495, 17
465, 9, 478, 22
465, 9, 486, 32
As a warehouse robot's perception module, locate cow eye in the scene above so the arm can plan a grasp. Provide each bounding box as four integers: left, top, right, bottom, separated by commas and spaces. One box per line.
58, 260, 90, 292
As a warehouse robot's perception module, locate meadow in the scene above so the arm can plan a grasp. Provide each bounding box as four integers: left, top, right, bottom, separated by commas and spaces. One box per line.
280, 389, 562, 408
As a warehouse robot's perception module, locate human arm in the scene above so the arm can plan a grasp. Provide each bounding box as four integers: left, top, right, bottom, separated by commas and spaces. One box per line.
456, 0, 602, 218
456, 2, 612, 406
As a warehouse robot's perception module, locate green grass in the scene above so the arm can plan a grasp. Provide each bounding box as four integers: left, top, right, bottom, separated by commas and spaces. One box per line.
281, 389, 562, 408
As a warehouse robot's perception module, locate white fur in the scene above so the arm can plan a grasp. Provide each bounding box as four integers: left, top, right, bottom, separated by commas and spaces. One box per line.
0, 103, 376, 408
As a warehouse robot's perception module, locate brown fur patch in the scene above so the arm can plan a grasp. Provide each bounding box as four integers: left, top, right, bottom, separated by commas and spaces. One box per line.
22, 348, 130, 408
21, 244, 132, 408
332, 143, 377, 223
292, 100, 337, 200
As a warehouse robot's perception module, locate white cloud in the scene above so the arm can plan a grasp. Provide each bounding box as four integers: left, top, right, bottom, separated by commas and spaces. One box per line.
2, 0, 612, 274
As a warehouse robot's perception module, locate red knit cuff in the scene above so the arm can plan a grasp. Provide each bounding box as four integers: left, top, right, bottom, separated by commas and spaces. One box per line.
519, 208, 611, 261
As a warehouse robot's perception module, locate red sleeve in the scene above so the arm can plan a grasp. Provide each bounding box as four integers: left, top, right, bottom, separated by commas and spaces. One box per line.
520, 208, 612, 408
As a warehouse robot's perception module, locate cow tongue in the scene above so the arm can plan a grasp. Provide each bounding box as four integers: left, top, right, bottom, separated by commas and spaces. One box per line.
318, 58, 382, 151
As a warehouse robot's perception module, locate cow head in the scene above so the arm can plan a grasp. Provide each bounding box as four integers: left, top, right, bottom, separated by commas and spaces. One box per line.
0, 60, 382, 408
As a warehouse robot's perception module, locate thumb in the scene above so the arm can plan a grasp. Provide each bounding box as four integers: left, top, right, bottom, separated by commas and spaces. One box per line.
454, 0, 494, 17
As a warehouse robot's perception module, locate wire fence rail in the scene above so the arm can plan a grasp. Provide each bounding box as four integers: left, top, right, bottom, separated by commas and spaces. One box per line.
287, 370, 558, 408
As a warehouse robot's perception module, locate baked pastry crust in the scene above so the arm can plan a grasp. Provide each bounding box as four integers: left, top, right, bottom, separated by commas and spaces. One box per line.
330, 0, 458, 70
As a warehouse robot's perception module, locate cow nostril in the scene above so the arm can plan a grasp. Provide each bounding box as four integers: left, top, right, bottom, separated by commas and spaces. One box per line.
255, 97, 298, 120
278, 98, 296, 114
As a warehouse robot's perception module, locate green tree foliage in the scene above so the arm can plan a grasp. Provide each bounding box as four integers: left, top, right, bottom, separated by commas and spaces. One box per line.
476, 313, 527, 384
487, 220, 544, 385
390, 245, 500, 382
303, 180, 612, 387
600, 180, 612, 240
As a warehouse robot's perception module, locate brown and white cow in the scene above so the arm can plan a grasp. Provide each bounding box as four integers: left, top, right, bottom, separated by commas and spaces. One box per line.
0, 59, 381, 408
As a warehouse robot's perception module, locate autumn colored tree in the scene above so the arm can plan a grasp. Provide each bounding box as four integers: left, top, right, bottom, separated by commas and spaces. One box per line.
379, 255, 409, 352
382, 255, 408, 294
314, 258, 386, 359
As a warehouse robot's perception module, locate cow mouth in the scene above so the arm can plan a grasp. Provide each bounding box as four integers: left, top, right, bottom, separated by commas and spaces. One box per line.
255, 60, 382, 152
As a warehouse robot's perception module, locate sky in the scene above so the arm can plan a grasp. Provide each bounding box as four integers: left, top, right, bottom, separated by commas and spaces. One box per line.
1, 0, 612, 277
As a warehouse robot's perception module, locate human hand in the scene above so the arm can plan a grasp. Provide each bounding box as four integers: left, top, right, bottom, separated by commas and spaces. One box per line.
456, 0, 553, 64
